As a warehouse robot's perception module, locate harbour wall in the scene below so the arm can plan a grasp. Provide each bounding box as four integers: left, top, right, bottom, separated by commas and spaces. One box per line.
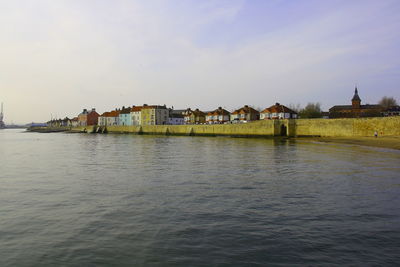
74, 120, 278, 137
293, 116, 400, 137
71, 116, 400, 137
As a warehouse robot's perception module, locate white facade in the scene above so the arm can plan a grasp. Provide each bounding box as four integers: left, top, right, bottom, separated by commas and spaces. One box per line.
105, 116, 119, 126
131, 110, 142, 125
98, 116, 107, 126
71, 120, 79, 127
230, 114, 239, 122
230, 113, 249, 122
261, 112, 297, 119
205, 114, 214, 123
206, 114, 230, 124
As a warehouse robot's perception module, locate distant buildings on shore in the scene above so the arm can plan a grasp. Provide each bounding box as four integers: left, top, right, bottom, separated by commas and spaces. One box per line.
46, 87, 399, 127
329, 87, 398, 118
47, 103, 298, 127
0, 103, 5, 129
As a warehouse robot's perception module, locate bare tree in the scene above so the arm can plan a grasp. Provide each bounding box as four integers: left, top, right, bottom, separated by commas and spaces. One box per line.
288, 103, 302, 113
379, 96, 398, 108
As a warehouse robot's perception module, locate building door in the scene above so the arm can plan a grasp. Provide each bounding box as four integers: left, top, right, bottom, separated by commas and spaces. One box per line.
280, 124, 287, 136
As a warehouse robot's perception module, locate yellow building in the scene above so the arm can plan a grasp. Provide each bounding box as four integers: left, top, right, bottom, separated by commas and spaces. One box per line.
140, 105, 169, 125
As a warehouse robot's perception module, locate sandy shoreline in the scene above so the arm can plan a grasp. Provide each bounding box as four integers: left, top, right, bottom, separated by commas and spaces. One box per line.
296, 136, 400, 150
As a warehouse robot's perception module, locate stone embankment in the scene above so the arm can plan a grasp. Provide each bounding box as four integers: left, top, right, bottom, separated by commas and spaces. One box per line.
72, 120, 280, 137
29, 116, 400, 138
69, 116, 400, 138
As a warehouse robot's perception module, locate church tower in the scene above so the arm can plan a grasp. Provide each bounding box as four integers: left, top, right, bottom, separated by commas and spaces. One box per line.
351, 87, 361, 109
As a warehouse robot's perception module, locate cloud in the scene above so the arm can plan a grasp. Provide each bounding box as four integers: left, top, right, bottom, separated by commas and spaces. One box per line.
0, 0, 399, 123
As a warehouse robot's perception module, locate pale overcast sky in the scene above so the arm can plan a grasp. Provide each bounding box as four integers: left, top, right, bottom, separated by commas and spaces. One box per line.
1, 0, 399, 123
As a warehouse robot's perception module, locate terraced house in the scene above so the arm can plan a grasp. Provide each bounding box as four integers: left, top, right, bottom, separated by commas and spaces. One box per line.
131, 106, 143, 126
119, 107, 132, 126
98, 112, 110, 126
78, 108, 99, 126
141, 105, 169, 125
104, 110, 120, 126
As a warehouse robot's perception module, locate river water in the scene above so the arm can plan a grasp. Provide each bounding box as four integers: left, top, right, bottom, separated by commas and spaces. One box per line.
0, 129, 399, 266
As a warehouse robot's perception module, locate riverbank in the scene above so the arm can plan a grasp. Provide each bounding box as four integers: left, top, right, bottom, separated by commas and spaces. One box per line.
298, 136, 400, 150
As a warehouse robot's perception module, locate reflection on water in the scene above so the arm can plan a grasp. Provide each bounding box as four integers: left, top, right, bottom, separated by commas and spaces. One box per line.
1, 129, 400, 266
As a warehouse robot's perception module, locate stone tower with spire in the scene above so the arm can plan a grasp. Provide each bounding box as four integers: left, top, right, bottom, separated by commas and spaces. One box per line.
351, 87, 361, 109
329, 86, 384, 118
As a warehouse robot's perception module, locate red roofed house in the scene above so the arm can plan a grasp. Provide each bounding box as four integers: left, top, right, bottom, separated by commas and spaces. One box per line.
98, 112, 111, 126
107, 109, 120, 125
184, 108, 206, 124
230, 105, 260, 123
87, 108, 100, 125
131, 106, 143, 125
78, 108, 99, 126
206, 107, 231, 124
260, 103, 298, 119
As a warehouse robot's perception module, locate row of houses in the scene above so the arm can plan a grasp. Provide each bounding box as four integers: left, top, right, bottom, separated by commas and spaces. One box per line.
47, 103, 298, 127
47, 88, 399, 128
97, 103, 297, 126
47, 108, 99, 127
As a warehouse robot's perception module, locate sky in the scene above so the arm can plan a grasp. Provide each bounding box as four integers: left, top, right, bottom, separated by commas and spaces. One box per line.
1, 0, 399, 124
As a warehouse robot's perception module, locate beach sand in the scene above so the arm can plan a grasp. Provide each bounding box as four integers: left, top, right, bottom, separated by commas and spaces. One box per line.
297, 136, 400, 150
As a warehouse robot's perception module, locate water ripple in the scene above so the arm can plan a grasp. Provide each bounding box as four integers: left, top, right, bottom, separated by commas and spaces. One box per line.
0, 130, 400, 266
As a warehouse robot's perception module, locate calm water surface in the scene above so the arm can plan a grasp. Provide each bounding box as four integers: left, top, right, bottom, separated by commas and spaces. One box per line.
1, 129, 400, 266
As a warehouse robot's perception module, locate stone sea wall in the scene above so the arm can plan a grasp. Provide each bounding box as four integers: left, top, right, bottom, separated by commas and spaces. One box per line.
70, 116, 400, 137
74, 120, 278, 137
293, 116, 400, 137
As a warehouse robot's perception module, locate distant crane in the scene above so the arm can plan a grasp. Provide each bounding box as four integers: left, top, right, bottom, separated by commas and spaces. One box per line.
0, 102, 5, 128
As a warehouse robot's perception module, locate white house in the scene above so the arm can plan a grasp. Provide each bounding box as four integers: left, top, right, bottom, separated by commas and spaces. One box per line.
131, 106, 142, 125
260, 103, 298, 119
206, 107, 230, 124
